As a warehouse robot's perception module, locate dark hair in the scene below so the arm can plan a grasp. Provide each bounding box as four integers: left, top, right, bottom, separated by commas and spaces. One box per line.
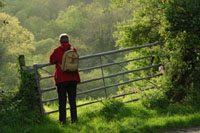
60, 36, 69, 44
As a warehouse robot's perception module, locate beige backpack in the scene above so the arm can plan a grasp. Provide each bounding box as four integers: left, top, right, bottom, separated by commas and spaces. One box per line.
60, 47, 79, 72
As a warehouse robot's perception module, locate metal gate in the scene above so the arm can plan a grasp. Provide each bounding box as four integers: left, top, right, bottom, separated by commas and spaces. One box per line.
33, 42, 162, 115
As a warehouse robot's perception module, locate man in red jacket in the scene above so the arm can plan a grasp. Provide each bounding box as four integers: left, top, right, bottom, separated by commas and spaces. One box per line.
50, 33, 80, 124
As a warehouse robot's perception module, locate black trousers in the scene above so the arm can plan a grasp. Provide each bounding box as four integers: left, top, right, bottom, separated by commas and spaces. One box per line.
56, 81, 78, 123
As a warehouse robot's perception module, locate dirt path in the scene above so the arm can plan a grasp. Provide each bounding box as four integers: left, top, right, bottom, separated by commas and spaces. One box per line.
167, 127, 200, 133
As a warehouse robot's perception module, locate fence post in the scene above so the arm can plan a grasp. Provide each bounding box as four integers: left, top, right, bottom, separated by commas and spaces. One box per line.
99, 56, 108, 98
18, 55, 25, 74
18, 55, 43, 116
33, 64, 44, 115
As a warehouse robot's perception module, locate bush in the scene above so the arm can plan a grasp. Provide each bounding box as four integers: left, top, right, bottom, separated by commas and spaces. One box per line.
141, 89, 169, 109
114, 0, 200, 108
0, 60, 42, 130
100, 98, 125, 121
0, 88, 14, 110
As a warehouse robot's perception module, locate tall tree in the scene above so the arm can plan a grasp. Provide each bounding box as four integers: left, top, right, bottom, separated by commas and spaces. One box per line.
159, 0, 200, 104
113, 0, 163, 89
0, 13, 35, 89
114, 0, 200, 105
0, 1, 3, 7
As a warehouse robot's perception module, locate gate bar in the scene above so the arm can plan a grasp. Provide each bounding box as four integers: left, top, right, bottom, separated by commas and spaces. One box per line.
79, 42, 159, 60
35, 42, 160, 69
80, 64, 161, 84
40, 63, 161, 94
79, 55, 152, 72
44, 86, 155, 115
41, 74, 161, 103
78, 74, 161, 95
99, 56, 108, 98
39, 55, 153, 81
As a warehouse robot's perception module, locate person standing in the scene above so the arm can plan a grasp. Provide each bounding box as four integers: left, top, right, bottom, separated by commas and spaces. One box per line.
50, 33, 80, 124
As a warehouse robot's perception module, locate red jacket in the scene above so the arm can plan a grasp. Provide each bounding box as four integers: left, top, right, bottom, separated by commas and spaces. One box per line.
50, 43, 80, 84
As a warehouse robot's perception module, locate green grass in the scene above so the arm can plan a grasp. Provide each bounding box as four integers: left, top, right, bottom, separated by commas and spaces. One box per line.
1, 97, 200, 133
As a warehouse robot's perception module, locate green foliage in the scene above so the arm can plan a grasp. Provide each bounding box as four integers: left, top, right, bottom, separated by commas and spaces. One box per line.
0, 0, 134, 103
0, 60, 41, 129
0, 13, 35, 56
157, 0, 200, 104
113, 0, 163, 94
0, 13, 35, 90
0, 86, 15, 110
2, 101, 200, 133
78, 69, 108, 99
18, 70, 38, 105
100, 98, 126, 121
56, 4, 87, 36
111, 0, 131, 6
32, 38, 57, 64
114, 0, 200, 107
23, 16, 48, 41
141, 89, 169, 109
3, 0, 68, 21
114, 0, 162, 47
0, 1, 4, 7
162, 0, 200, 36
1, 1, 200, 132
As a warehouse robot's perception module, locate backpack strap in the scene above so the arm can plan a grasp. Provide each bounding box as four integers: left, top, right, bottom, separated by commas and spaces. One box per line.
70, 46, 74, 51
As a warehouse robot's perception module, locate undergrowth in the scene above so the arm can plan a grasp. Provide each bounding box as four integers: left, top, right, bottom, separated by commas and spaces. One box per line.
0, 59, 42, 132
2, 97, 200, 133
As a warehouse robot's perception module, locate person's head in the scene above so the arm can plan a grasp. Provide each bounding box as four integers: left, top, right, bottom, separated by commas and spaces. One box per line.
59, 33, 69, 44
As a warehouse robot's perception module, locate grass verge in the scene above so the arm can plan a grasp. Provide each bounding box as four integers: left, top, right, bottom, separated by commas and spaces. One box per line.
1, 98, 200, 133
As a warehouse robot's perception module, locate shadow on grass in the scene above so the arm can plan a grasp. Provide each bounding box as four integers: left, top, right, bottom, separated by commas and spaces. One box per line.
159, 104, 200, 115
28, 116, 64, 133
27, 103, 200, 133
134, 113, 200, 133
118, 104, 200, 133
